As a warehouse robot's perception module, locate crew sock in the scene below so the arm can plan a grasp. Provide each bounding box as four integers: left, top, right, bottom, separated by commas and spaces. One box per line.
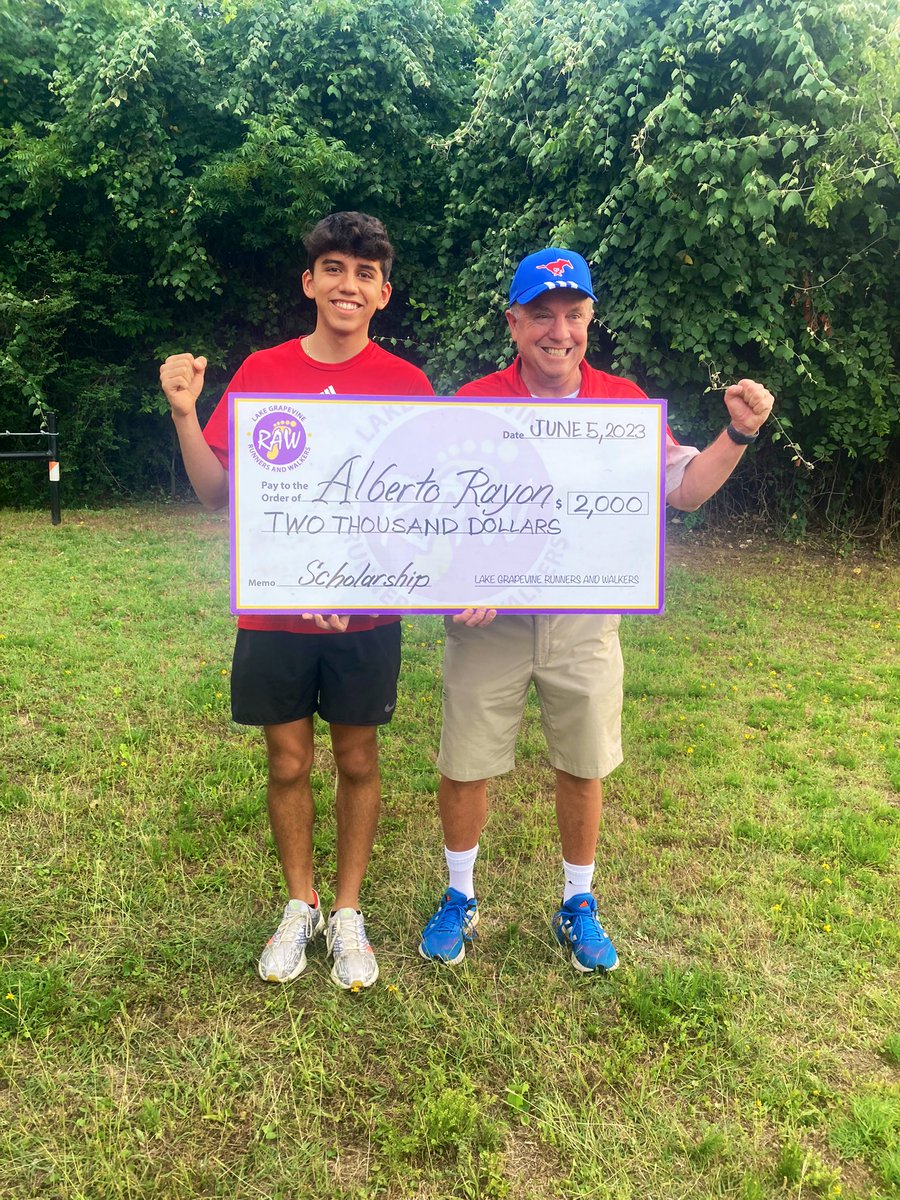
562, 859, 595, 904
445, 844, 479, 900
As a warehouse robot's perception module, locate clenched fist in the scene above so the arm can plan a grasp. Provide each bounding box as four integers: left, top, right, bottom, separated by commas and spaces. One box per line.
723, 378, 775, 437
160, 353, 208, 419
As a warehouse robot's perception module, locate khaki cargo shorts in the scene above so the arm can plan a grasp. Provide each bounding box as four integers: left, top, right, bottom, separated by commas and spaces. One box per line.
437, 613, 624, 782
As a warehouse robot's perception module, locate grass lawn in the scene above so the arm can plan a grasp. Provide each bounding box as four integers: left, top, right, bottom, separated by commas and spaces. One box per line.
0, 504, 898, 1199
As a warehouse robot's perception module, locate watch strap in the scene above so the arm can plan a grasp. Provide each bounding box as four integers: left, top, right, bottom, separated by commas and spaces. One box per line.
726, 423, 759, 445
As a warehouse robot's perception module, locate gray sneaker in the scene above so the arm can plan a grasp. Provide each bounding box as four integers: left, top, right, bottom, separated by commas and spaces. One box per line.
258, 899, 325, 983
326, 908, 379, 991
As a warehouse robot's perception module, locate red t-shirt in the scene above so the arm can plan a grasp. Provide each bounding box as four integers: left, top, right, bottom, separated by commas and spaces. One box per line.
456, 358, 697, 496
203, 337, 434, 634
458, 355, 648, 403
455, 356, 649, 402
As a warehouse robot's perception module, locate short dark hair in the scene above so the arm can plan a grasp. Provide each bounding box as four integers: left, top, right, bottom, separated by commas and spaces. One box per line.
304, 212, 394, 281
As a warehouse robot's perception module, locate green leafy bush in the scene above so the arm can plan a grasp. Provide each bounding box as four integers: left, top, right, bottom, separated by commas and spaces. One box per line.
424, 0, 899, 531
0, 0, 472, 502
1, 0, 896, 533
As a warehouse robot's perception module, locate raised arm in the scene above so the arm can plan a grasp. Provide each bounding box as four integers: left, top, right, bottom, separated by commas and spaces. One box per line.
159, 353, 229, 511
666, 378, 774, 512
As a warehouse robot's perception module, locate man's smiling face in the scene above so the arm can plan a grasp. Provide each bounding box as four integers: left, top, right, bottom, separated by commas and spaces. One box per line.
302, 252, 391, 340
505, 290, 593, 397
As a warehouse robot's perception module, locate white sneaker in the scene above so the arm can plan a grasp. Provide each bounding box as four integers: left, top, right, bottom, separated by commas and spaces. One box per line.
326, 908, 379, 991
258, 898, 325, 983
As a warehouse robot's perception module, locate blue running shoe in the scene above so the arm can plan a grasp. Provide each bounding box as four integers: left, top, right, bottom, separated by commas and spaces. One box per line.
419, 888, 479, 964
551, 893, 619, 973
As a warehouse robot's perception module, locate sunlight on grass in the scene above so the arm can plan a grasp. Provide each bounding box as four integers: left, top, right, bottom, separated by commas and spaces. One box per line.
0, 506, 897, 1198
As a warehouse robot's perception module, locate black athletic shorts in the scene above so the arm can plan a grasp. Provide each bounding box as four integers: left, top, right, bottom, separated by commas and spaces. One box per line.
230, 623, 401, 727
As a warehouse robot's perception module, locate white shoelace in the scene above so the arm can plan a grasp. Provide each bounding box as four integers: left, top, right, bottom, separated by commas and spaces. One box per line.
330, 912, 369, 956
274, 906, 315, 947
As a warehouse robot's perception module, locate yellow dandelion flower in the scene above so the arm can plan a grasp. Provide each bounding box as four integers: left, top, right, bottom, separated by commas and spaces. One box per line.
822, 923, 831, 933
771, 904, 782, 912
387, 983, 399, 995
220, 668, 228, 675
686, 746, 694, 755
5, 992, 14, 1000
824, 878, 832, 885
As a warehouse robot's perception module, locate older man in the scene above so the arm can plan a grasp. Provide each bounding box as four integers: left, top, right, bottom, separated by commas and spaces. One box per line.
420, 248, 774, 973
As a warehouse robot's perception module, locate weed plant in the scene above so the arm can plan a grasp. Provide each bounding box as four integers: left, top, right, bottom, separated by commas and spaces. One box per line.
0, 506, 897, 1199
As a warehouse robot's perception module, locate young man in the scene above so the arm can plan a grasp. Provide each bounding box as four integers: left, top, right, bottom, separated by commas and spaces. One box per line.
419, 248, 774, 974
160, 212, 433, 990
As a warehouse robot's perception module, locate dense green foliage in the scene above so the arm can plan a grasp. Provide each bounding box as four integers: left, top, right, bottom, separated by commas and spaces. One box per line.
0, 0, 471, 500
426, 0, 899, 531
1, 0, 897, 532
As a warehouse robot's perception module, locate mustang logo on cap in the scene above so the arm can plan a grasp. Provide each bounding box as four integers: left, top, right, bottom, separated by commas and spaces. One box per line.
537, 258, 573, 277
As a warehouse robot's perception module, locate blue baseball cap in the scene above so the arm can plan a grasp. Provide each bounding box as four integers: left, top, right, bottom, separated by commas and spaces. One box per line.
508, 248, 598, 306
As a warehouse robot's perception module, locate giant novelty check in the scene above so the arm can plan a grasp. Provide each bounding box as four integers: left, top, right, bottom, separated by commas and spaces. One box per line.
229, 394, 667, 614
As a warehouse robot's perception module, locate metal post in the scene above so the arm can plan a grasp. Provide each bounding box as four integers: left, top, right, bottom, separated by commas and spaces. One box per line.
47, 412, 60, 525
0, 414, 61, 524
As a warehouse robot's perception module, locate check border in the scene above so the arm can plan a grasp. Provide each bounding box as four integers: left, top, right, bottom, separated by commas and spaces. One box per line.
228, 393, 667, 615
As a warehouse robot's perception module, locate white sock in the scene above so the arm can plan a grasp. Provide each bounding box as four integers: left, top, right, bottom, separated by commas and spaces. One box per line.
445, 844, 479, 899
562, 859, 595, 903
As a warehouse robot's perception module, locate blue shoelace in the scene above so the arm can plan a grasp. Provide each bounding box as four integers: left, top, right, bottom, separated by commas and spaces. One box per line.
428, 895, 471, 932
564, 908, 607, 946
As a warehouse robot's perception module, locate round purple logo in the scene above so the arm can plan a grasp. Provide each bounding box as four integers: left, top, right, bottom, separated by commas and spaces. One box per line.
250, 410, 309, 470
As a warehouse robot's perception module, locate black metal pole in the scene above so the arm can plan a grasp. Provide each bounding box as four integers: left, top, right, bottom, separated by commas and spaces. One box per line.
47, 412, 60, 525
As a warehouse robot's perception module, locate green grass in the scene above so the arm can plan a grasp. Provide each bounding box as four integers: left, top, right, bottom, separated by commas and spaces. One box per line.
0, 505, 898, 1199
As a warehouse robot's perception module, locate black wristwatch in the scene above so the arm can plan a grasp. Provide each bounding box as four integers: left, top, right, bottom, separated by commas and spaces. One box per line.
725, 423, 759, 445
